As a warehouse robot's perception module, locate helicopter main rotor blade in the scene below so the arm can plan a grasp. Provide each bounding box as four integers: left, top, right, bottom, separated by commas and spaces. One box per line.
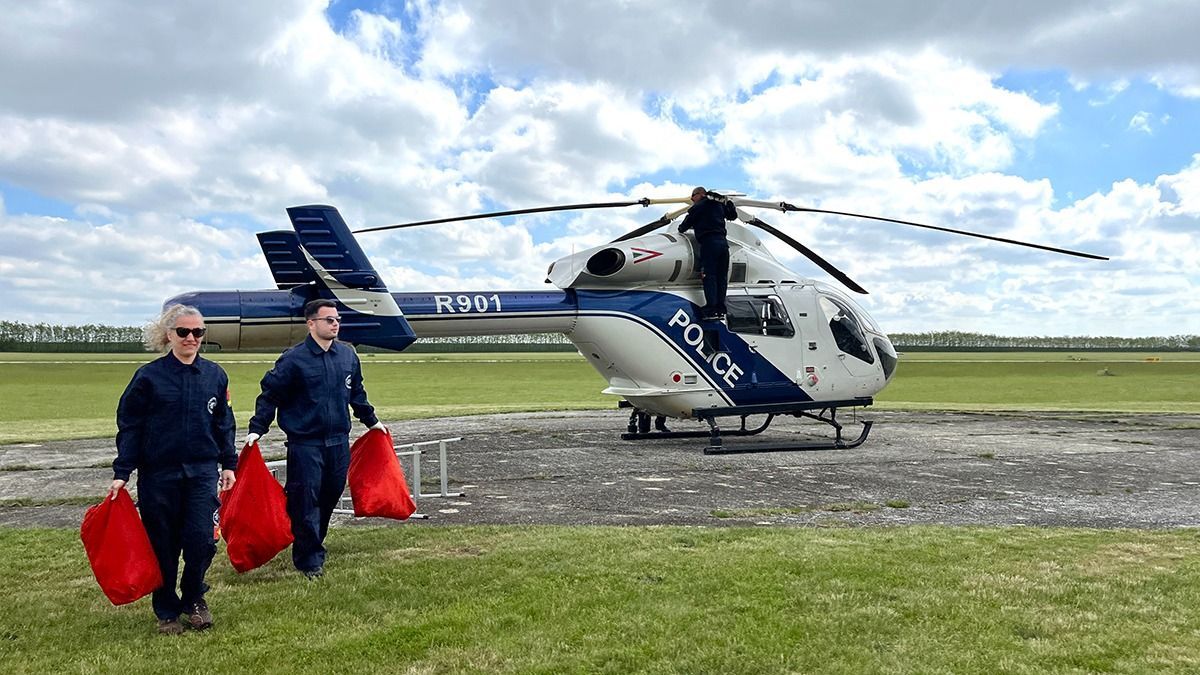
610, 204, 693, 243
354, 197, 691, 234
733, 200, 1108, 261
739, 210, 869, 295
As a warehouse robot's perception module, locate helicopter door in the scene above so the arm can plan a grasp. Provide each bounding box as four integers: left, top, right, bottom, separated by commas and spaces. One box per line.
818, 294, 877, 378
725, 293, 797, 392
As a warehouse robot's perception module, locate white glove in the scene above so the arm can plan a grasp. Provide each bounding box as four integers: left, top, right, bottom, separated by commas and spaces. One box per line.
244, 432, 261, 447
369, 422, 388, 433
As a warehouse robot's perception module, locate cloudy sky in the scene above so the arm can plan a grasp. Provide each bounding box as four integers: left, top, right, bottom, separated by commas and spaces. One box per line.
1, 0, 1197, 337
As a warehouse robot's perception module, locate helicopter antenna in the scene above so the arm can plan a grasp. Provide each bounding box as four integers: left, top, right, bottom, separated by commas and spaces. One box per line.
353, 198, 689, 234
735, 199, 1109, 261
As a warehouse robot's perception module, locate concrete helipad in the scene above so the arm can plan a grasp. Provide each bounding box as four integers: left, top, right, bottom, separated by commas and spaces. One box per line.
2, 410, 1199, 528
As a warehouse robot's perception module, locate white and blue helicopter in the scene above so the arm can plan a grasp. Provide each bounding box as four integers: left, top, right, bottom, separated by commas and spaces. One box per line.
172, 195, 1106, 453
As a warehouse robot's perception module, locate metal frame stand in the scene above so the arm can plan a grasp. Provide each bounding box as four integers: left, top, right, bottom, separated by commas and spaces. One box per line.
393, 438, 464, 499
266, 436, 463, 520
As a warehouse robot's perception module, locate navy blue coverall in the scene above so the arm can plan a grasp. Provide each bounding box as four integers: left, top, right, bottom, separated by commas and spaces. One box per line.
114, 352, 237, 621
248, 336, 378, 572
678, 197, 733, 318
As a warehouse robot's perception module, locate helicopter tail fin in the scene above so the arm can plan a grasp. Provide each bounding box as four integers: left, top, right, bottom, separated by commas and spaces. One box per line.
256, 230, 319, 289
284, 205, 417, 352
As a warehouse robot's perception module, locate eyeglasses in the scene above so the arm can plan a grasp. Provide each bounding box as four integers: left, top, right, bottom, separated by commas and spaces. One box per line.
311, 316, 341, 325
174, 327, 207, 339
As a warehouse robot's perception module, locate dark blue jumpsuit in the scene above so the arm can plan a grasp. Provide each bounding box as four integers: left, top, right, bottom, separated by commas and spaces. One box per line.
678, 197, 732, 317
248, 336, 378, 573
114, 352, 237, 621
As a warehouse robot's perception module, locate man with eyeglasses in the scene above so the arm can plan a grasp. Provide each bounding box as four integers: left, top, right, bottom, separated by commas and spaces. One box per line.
246, 299, 386, 579
110, 304, 237, 634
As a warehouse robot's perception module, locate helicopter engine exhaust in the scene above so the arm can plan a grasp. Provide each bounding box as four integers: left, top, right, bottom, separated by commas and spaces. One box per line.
586, 248, 626, 276
547, 233, 698, 289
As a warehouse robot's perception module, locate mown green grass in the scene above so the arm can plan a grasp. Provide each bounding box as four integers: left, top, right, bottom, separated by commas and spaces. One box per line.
0, 354, 610, 444
878, 358, 1200, 413
1, 351, 1197, 443
3, 526, 1200, 673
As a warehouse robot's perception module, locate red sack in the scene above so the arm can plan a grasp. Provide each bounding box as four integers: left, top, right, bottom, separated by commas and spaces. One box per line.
348, 429, 416, 519
80, 488, 162, 606
219, 442, 293, 573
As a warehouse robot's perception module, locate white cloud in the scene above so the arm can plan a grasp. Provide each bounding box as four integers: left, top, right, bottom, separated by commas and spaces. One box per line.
456, 82, 708, 204
410, 1, 1200, 98
0, 0, 1197, 339
717, 53, 1058, 202
0, 0, 468, 228
0, 211, 268, 324
1128, 111, 1154, 134
1087, 78, 1130, 106
1156, 154, 1200, 216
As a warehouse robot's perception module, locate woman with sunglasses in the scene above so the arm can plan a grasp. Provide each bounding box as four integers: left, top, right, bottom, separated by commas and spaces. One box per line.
109, 304, 238, 635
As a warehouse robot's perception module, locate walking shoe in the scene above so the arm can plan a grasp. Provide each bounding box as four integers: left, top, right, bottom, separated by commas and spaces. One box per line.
157, 618, 185, 636
187, 599, 213, 630
303, 566, 325, 580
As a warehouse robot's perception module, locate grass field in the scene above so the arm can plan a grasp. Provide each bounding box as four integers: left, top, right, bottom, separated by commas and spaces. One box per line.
3, 352, 1200, 672
0, 352, 610, 444
1, 351, 1197, 443
3, 526, 1200, 673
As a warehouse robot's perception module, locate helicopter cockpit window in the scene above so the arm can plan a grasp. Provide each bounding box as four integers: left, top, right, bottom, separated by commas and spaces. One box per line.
819, 295, 874, 364
725, 296, 794, 338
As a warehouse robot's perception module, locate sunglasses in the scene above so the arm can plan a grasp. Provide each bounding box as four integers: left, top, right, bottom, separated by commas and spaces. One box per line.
174, 327, 207, 339
311, 316, 341, 325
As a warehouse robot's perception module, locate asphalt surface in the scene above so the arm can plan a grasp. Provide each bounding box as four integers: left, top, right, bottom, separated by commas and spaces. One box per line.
3, 409, 1199, 529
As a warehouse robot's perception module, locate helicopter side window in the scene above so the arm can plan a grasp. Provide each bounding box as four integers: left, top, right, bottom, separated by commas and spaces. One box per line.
725, 298, 759, 333
725, 296, 794, 338
819, 295, 874, 364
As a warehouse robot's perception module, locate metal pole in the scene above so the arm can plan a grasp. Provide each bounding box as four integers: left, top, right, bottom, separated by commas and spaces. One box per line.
439, 439, 449, 496
411, 451, 422, 499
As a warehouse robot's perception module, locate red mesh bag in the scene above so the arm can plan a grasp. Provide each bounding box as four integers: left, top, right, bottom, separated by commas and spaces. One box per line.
80, 487, 163, 606
219, 442, 293, 573
348, 429, 416, 520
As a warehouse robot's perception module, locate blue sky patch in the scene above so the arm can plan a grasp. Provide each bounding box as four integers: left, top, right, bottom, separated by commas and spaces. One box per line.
998, 69, 1199, 203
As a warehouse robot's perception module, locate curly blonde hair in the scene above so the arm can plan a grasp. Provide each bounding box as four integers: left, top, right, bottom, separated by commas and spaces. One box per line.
143, 304, 204, 352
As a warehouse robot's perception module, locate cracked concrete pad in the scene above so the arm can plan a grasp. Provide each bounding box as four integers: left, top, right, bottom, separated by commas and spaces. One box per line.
2, 410, 1198, 529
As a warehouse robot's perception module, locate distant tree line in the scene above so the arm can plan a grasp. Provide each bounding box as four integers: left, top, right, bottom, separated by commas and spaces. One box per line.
1, 321, 142, 343
0, 321, 145, 352
2, 321, 1198, 352
889, 331, 1200, 351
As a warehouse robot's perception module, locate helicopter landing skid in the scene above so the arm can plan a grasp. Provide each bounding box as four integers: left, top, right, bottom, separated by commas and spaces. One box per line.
621, 415, 773, 441
694, 398, 874, 455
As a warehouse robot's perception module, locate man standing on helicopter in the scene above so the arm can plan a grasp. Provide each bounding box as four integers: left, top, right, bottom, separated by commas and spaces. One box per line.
678, 186, 736, 321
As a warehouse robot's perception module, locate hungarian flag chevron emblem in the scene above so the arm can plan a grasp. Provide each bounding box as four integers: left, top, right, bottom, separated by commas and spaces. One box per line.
630, 247, 663, 263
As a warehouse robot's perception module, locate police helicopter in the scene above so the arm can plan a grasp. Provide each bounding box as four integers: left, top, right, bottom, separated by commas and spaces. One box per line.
171, 193, 1106, 453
